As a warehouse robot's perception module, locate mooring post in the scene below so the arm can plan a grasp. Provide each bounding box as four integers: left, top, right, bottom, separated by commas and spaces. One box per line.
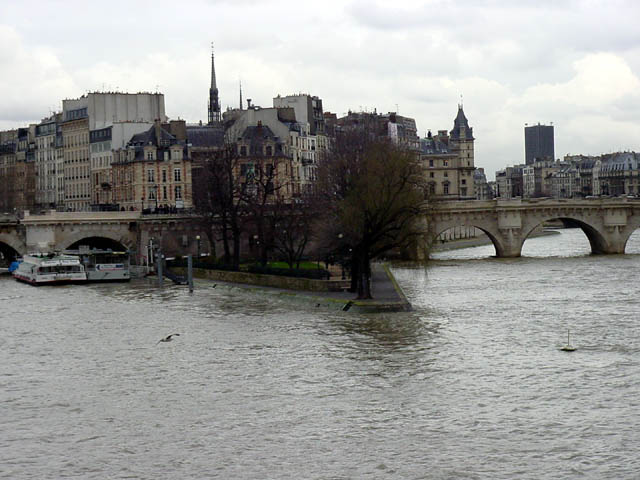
157, 251, 163, 287
188, 254, 193, 292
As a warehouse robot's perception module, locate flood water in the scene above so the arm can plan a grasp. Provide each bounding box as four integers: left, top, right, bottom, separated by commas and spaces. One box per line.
2, 228, 640, 479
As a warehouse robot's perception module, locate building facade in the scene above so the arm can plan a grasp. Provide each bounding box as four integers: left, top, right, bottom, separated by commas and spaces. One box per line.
112, 120, 192, 211
421, 106, 476, 200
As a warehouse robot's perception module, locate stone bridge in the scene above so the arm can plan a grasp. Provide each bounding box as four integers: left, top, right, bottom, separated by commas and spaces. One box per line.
0, 211, 207, 264
427, 197, 640, 257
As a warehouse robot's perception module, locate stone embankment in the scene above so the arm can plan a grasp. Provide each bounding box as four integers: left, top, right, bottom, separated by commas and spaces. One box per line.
173, 263, 412, 313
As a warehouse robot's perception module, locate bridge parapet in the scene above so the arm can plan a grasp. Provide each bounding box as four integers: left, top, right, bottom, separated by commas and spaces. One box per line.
22, 210, 142, 225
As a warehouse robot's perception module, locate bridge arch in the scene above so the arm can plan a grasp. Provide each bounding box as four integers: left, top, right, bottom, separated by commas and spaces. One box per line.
59, 233, 132, 252
521, 216, 609, 255
430, 222, 508, 257
0, 233, 26, 259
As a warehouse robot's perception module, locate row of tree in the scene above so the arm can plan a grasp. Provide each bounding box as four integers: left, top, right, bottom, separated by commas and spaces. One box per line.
193, 129, 429, 299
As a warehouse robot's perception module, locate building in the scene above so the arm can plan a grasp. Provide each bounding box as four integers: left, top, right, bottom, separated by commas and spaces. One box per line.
337, 110, 420, 151
90, 122, 155, 209
273, 94, 325, 135
62, 92, 167, 211
61, 103, 90, 211
597, 152, 640, 196
495, 165, 523, 198
224, 103, 328, 197
421, 105, 476, 200
525, 123, 554, 165
473, 168, 492, 200
15, 126, 37, 212
0, 130, 18, 212
34, 115, 59, 209
111, 120, 192, 211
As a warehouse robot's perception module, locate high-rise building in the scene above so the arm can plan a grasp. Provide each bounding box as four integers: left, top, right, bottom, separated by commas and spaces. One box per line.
525, 123, 554, 165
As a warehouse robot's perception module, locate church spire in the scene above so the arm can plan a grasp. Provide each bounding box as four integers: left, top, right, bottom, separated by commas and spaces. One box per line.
208, 43, 221, 125
239, 79, 243, 110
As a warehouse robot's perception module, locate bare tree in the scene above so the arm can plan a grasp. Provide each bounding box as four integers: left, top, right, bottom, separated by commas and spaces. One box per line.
192, 143, 249, 269
316, 130, 427, 299
269, 192, 315, 269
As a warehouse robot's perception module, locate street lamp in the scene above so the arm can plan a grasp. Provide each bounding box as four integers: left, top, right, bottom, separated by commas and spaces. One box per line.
196, 235, 201, 258
338, 233, 345, 279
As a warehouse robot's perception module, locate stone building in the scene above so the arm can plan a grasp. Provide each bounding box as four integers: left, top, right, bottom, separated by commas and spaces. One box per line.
34, 116, 58, 209
473, 168, 492, 200
0, 130, 18, 212
224, 103, 325, 197
597, 152, 640, 196
90, 122, 154, 209
420, 105, 476, 200
336, 110, 420, 151
61, 105, 90, 211
111, 120, 192, 211
62, 92, 166, 211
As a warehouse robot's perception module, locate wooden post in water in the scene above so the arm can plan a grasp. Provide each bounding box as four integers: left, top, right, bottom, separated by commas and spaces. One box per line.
157, 251, 163, 287
188, 255, 193, 293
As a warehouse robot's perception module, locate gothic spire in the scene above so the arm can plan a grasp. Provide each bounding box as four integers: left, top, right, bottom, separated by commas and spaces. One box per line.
208, 43, 221, 125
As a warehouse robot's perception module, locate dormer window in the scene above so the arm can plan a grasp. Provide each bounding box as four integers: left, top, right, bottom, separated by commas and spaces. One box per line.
266, 145, 273, 156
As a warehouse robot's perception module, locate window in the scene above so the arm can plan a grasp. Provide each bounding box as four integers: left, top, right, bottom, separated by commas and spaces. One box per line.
175, 186, 182, 200
444, 160, 448, 166
147, 152, 154, 161
461, 187, 467, 196
461, 179, 466, 185
147, 169, 155, 183
429, 159, 434, 167
163, 186, 167, 199
444, 172, 448, 177
443, 183, 449, 195
266, 145, 273, 156
162, 170, 167, 182
174, 168, 181, 182
430, 172, 434, 178
240, 145, 247, 156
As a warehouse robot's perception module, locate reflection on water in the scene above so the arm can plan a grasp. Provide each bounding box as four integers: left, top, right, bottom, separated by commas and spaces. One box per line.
2, 228, 640, 479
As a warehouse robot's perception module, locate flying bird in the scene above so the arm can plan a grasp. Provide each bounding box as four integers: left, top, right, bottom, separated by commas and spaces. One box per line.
156, 333, 181, 345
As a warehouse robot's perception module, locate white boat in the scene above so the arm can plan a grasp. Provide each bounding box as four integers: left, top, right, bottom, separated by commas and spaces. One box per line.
64, 248, 131, 282
12, 253, 87, 285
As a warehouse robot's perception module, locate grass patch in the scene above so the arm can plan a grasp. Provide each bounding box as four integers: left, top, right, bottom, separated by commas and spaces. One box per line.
265, 261, 324, 270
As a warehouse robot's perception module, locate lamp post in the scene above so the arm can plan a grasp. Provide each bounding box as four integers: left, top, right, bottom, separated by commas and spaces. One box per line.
338, 233, 346, 280
196, 235, 201, 258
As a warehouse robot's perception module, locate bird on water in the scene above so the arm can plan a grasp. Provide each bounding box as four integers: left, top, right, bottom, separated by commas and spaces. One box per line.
156, 333, 181, 345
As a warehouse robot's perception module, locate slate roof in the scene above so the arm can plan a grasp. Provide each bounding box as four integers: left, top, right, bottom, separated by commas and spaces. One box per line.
450, 105, 474, 140
128, 125, 176, 147
186, 125, 224, 148
240, 125, 285, 156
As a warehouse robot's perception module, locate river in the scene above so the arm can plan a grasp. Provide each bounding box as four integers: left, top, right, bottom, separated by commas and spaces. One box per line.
2, 228, 639, 479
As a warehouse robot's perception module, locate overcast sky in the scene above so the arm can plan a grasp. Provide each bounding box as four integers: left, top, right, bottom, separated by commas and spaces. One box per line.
1, 0, 639, 178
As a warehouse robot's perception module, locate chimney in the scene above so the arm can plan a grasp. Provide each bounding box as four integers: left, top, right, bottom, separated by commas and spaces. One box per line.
154, 119, 162, 145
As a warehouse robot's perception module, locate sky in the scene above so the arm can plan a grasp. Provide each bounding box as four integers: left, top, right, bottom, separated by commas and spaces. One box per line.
1, 0, 639, 179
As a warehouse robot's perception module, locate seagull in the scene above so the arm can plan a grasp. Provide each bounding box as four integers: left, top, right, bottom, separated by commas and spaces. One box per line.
156, 333, 181, 345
